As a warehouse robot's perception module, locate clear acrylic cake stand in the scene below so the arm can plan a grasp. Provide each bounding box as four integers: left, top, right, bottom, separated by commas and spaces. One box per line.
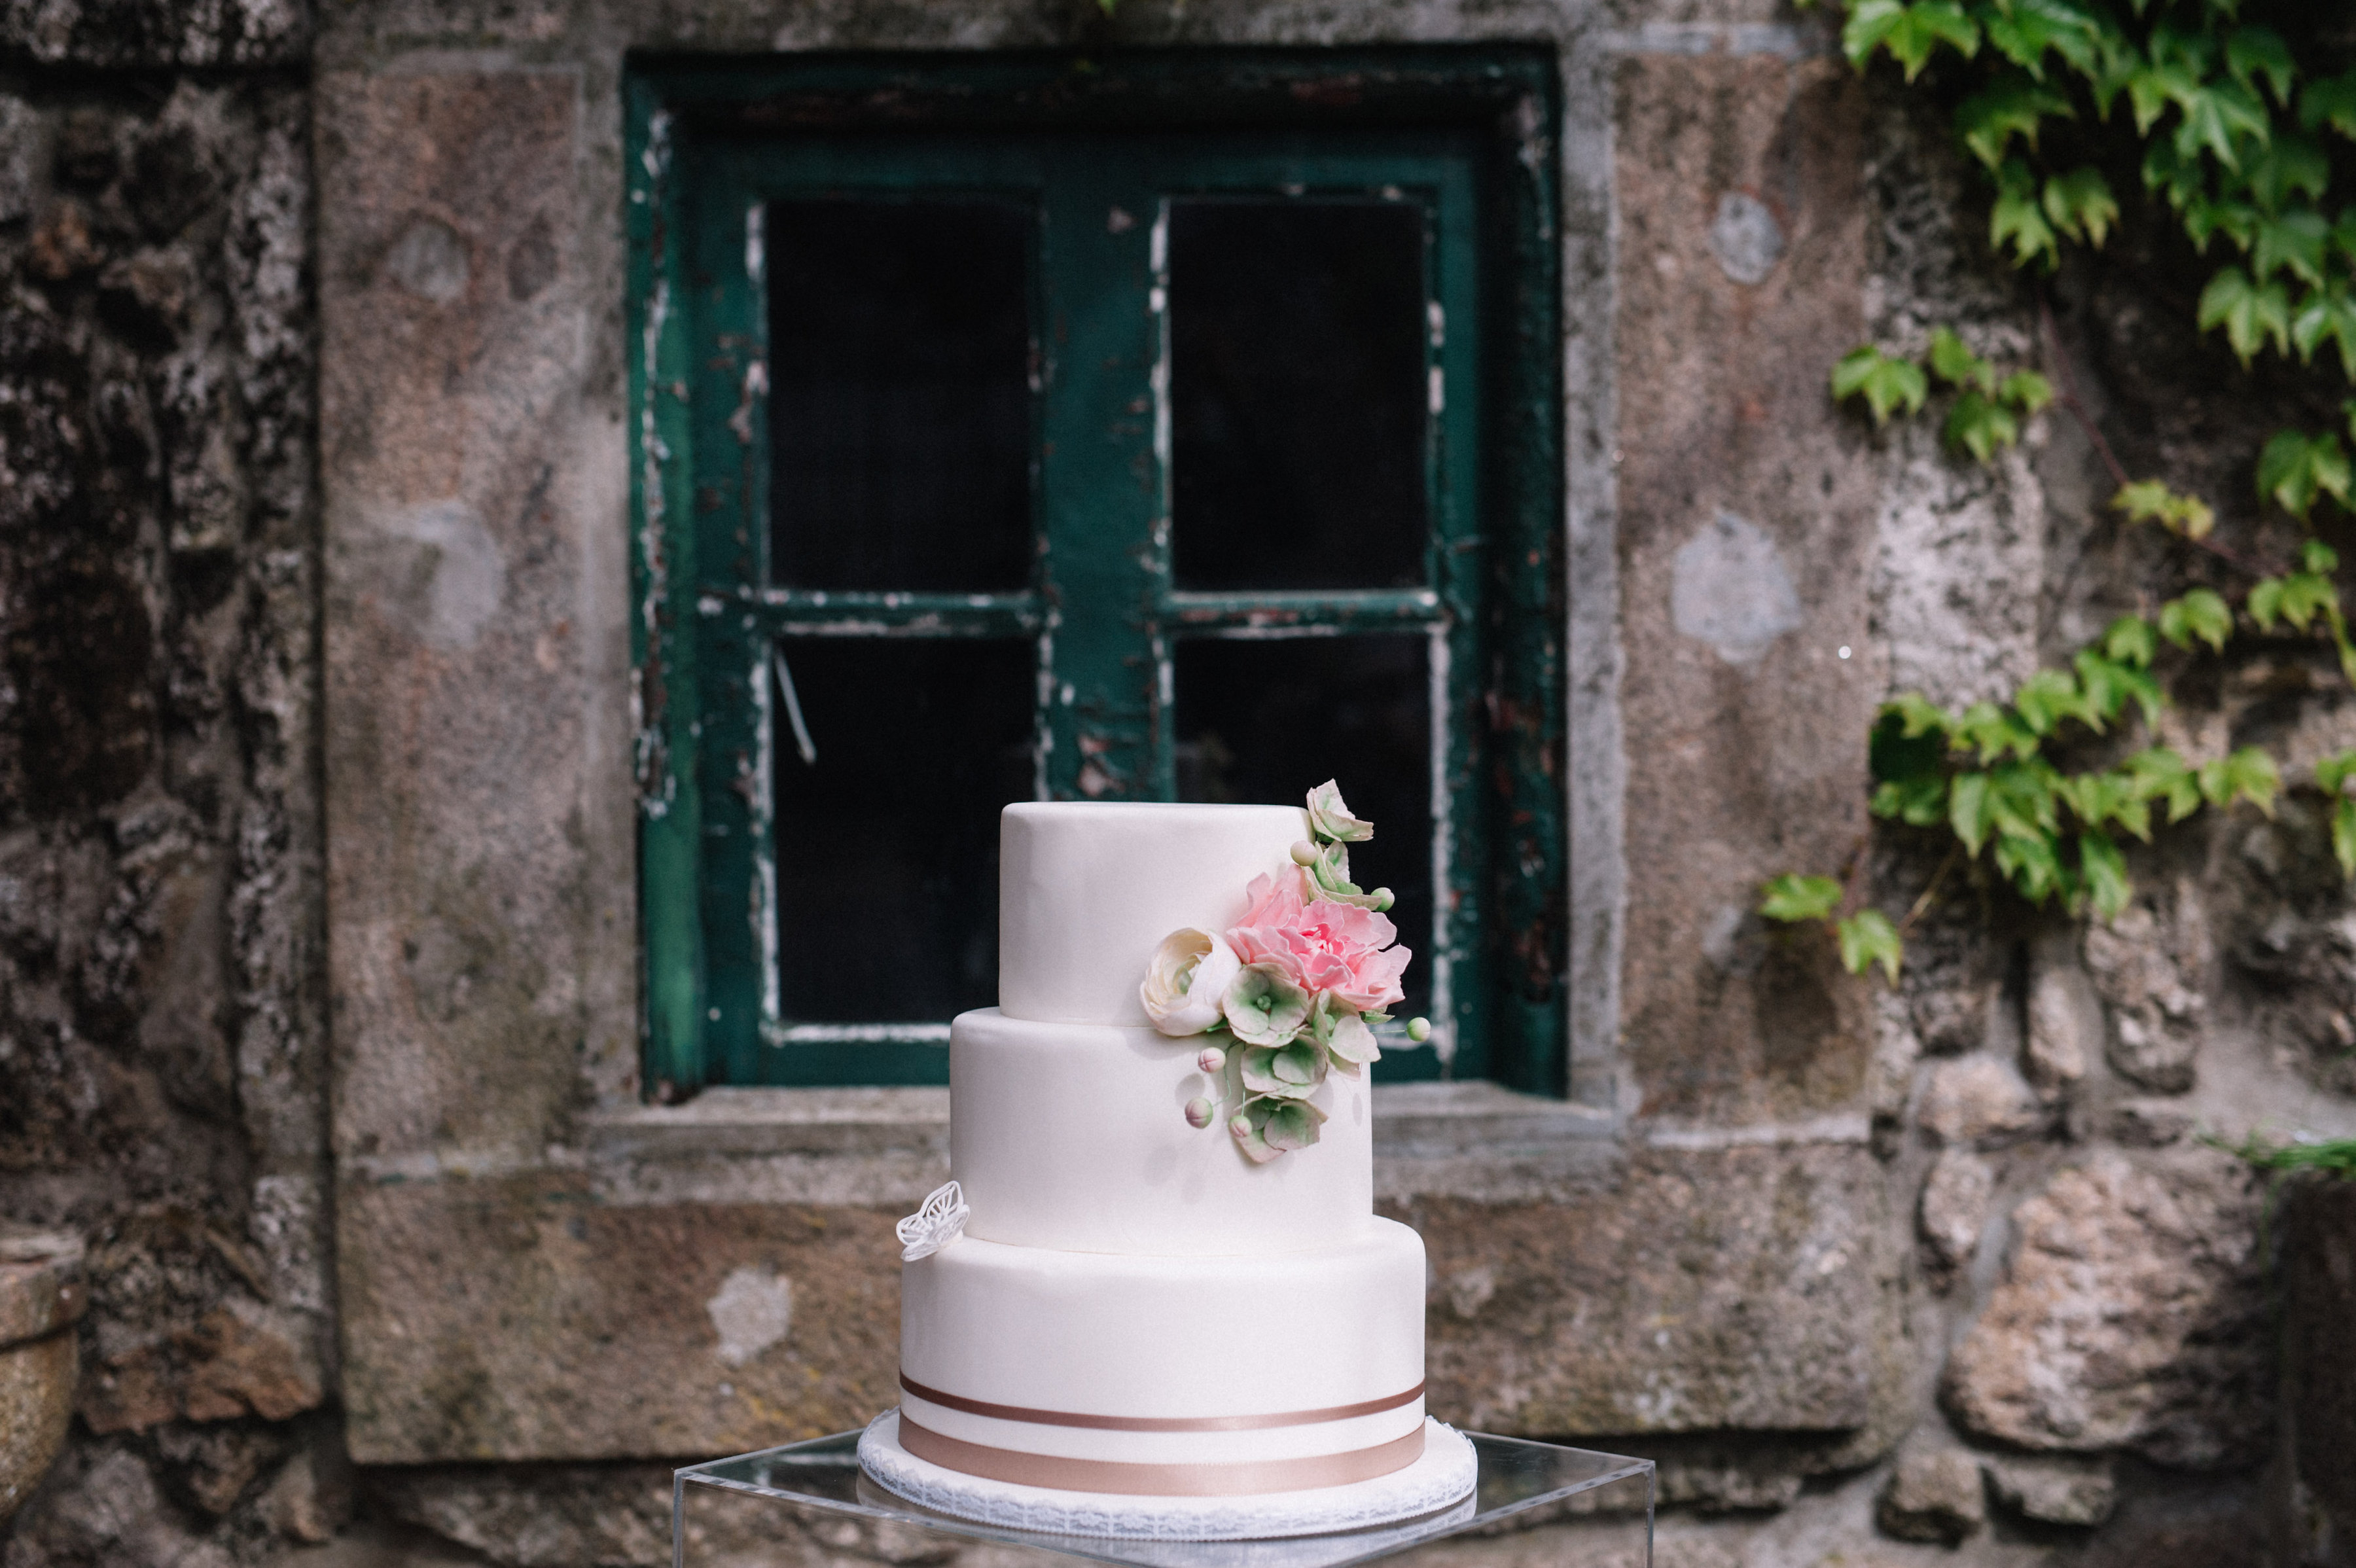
673, 1427, 1654, 1568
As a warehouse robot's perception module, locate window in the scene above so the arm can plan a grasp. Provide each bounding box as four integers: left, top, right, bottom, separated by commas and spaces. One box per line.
628, 52, 1562, 1098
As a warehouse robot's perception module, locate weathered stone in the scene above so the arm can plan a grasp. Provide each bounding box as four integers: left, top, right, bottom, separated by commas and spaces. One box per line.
1875, 1445, 1985, 1544
0, 1231, 85, 1523
1918, 1147, 1992, 1277
0, 0, 307, 68
154, 1421, 285, 1515
2084, 899, 2207, 1094
80, 1300, 323, 1433
2278, 1178, 2356, 1565
1416, 1145, 1893, 1438
1611, 46, 1882, 1125
1983, 1452, 2116, 1527
1945, 1147, 2270, 1466
1918, 1054, 2043, 1147
2109, 1097, 2193, 1147
2024, 950, 2096, 1091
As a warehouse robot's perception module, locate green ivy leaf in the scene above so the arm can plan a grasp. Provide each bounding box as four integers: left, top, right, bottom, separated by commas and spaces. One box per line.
2306, 539, 2340, 573
2337, 798, 2356, 878
1955, 700, 2042, 763
2280, 570, 2341, 631
2297, 69, 2356, 139
2124, 745, 2205, 822
2247, 575, 2286, 628
2158, 587, 2233, 652
2291, 279, 2356, 378
1991, 160, 2061, 269
2113, 480, 2216, 539
1982, 0, 2101, 80
2236, 135, 2330, 213
2041, 168, 2118, 247
2197, 266, 2293, 365
2143, 139, 2203, 209
2199, 746, 2281, 816
1873, 774, 1952, 826
1846, 0, 1981, 80
1990, 758, 2064, 839
1995, 830, 2067, 903
2173, 77, 2271, 171
1957, 76, 2075, 168
1837, 908, 1904, 983
2318, 750, 2356, 796
2184, 196, 2258, 254
1832, 345, 1930, 425
1950, 770, 1994, 855
1882, 690, 1955, 738
2078, 829, 2133, 919
2128, 56, 2207, 137
2073, 649, 2164, 728
2252, 210, 2330, 287
2257, 429, 2351, 518
1946, 389, 2022, 461
2000, 370, 2056, 413
2015, 668, 2099, 735
2103, 614, 2158, 668
1928, 326, 1998, 392
1760, 872, 1844, 923
2226, 26, 2296, 107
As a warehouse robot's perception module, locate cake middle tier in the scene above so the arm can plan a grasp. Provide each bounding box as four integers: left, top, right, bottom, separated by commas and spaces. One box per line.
950, 1007, 1372, 1256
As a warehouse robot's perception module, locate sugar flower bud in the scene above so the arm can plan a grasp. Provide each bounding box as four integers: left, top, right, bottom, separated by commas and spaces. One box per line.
1306, 779, 1374, 844
1406, 1016, 1432, 1044
1196, 1045, 1227, 1075
1289, 840, 1321, 866
1184, 1097, 1217, 1130
1140, 927, 1242, 1037
1222, 961, 1311, 1046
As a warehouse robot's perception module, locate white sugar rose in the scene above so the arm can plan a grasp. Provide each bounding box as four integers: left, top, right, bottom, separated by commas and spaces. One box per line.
1140, 928, 1241, 1037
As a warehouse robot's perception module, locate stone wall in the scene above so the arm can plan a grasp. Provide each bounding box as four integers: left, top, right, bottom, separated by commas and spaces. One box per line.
1, 2, 2353, 1567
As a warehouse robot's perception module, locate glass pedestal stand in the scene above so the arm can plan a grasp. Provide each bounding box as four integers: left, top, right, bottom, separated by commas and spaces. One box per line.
674, 1429, 1653, 1568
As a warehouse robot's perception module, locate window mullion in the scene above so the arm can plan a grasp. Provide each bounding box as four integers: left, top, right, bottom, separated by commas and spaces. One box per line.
1035, 153, 1164, 802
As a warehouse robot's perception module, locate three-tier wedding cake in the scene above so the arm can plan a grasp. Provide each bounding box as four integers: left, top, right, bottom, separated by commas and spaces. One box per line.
858, 789, 1476, 1538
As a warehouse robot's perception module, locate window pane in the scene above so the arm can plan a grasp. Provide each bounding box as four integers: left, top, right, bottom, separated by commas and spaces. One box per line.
773, 637, 1034, 1021
1172, 635, 1432, 1017
1169, 201, 1427, 592
766, 199, 1033, 592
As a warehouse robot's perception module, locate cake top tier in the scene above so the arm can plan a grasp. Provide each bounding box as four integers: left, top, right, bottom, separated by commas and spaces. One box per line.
999, 801, 1309, 1025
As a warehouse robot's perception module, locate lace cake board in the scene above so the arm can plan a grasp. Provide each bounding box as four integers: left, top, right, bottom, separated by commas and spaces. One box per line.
857, 1409, 1479, 1541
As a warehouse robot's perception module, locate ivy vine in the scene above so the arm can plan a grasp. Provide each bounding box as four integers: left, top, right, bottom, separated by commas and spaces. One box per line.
1766, 0, 2356, 987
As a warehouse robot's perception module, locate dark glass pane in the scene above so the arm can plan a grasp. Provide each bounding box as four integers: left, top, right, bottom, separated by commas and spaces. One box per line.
773, 637, 1033, 1020
767, 200, 1033, 592
1169, 202, 1428, 592
1173, 635, 1431, 1018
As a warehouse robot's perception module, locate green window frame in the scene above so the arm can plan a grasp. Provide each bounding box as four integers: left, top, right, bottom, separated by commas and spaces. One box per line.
626, 50, 1563, 1099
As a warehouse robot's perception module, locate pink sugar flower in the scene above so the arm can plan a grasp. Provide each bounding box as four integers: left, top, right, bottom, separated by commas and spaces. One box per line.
1226, 868, 1410, 1014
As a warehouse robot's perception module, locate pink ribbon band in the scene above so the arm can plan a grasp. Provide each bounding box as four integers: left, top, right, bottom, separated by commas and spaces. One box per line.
898, 1372, 1425, 1433
897, 1416, 1427, 1497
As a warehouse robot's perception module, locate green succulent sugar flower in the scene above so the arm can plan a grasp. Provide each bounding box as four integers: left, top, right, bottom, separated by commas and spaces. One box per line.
1222, 961, 1310, 1046
1241, 1039, 1327, 1101
1310, 991, 1381, 1071
1307, 780, 1374, 844
1230, 1096, 1328, 1164
1305, 839, 1395, 913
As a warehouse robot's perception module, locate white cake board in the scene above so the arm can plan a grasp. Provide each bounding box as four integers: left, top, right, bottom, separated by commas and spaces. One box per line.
857, 1409, 1478, 1541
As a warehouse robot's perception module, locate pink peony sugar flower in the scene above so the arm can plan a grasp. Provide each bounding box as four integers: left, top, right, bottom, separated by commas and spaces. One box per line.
1225, 867, 1411, 1014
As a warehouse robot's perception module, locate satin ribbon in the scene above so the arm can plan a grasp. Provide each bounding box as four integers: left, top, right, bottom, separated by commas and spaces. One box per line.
897, 1415, 1427, 1497
899, 1372, 1425, 1433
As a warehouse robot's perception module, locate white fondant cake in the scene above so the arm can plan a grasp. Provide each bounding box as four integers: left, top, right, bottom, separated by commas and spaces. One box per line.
884, 800, 1444, 1518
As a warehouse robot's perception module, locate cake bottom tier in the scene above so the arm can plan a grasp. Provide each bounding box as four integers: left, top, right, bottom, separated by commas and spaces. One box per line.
899, 1219, 1427, 1495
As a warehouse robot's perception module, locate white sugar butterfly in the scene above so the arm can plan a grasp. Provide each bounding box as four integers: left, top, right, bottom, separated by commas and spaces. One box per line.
895, 1180, 970, 1262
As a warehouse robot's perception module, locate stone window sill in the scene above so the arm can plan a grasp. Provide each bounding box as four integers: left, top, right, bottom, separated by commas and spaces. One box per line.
580, 1081, 1620, 1207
